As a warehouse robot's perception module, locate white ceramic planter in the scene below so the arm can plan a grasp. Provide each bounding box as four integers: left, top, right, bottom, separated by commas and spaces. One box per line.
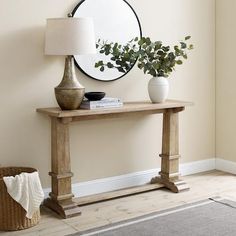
148, 77, 169, 103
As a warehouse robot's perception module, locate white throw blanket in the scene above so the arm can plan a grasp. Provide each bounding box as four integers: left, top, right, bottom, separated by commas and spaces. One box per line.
3, 171, 44, 219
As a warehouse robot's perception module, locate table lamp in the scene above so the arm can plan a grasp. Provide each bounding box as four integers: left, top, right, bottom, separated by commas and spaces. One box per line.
45, 16, 96, 110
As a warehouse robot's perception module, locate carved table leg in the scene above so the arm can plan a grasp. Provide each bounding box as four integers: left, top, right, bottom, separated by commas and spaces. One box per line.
151, 108, 190, 193
44, 117, 81, 218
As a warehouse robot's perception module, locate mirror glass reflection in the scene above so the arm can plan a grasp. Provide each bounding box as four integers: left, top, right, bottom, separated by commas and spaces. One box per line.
72, 0, 142, 81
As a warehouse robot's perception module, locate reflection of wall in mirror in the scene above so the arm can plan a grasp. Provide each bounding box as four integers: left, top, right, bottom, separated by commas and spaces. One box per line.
73, 0, 140, 43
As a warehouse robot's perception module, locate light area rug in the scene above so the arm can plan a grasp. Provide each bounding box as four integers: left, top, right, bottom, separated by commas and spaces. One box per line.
70, 197, 236, 236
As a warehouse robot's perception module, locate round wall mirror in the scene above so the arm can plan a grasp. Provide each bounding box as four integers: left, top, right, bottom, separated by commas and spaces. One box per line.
72, 0, 142, 82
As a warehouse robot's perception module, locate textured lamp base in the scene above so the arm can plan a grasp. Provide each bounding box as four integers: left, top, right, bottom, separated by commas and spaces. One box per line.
55, 87, 84, 110
55, 55, 85, 110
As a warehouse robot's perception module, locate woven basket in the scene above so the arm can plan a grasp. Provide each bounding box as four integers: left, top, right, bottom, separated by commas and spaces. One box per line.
0, 167, 41, 231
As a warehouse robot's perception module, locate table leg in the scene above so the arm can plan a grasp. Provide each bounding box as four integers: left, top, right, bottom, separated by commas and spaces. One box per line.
44, 117, 81, 218
151, 108, 189, 193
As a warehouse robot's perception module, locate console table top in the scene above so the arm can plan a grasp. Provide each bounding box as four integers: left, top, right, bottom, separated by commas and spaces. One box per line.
37, 100, 193, 118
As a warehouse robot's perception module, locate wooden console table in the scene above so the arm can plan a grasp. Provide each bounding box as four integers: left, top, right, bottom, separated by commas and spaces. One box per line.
37, 100, 192, 218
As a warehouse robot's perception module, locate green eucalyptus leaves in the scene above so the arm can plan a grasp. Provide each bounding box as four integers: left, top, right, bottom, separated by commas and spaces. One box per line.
95, 36, 193, 78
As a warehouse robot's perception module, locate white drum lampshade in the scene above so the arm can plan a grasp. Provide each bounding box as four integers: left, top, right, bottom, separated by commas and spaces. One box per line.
44, 17, 96, 110
45, 17, 96, 55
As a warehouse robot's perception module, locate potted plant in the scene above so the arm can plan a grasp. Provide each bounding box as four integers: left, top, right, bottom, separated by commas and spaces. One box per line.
95, 36, 193, 103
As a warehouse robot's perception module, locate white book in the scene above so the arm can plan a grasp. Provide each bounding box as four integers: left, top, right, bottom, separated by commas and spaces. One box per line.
80, 102, 123, 110
82, 97, 122, 105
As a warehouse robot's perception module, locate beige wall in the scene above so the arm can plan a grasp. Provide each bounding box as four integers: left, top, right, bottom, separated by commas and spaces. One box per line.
0, 0, 215, 187
216, 0, 236, 162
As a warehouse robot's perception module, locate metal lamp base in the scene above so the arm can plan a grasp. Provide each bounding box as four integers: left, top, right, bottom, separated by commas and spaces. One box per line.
55, 88, 85, 110
55, 56, 85, 110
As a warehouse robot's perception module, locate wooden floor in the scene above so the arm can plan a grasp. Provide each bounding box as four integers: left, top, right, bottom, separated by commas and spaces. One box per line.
1, 170, 236, 236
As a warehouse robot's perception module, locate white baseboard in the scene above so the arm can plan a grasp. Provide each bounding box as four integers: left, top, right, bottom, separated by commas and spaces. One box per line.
43, 158, 216, 198
216, 158, 236, 175
180, 158, 216, 176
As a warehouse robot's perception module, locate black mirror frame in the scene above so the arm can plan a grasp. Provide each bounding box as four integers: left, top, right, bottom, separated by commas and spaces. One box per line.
71, 0, 142, 82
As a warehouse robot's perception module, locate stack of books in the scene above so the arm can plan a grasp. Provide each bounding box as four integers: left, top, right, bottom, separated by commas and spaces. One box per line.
80, 97, 123, 110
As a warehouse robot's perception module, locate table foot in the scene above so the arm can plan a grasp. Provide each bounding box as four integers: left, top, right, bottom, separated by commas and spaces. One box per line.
151, 176, 190, 193
44, 198, 81, 219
